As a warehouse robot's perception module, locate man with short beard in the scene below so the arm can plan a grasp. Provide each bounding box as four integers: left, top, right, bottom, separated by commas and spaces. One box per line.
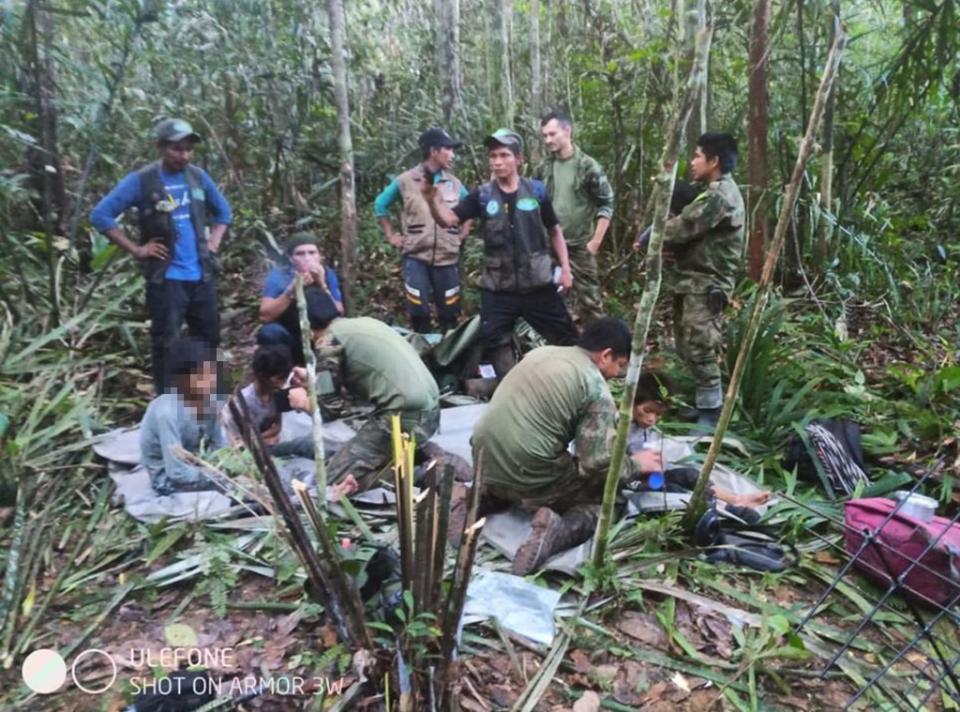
536, 110, 614, 324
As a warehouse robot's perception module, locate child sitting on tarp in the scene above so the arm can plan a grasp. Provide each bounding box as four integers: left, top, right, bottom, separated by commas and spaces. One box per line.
628, 372, 769, 512
221, 344, 316, 459
140, 338, 227, 495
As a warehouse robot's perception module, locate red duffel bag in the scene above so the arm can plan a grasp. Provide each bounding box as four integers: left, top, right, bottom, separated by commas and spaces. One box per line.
844, 497, 960, 608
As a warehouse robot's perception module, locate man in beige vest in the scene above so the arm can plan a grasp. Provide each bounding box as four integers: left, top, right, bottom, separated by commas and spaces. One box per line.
375, 128, 470, 333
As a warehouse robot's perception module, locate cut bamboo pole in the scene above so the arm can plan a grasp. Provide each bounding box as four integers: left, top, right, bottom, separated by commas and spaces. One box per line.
435, 451, 485, 702
429, 464, 455, 611
295, 274, 328, 505
682, 29, 847, 529
437, 517, 486, 705
592, 15, 714, 568
292, 480, 372, 649
228, 397, 365, 649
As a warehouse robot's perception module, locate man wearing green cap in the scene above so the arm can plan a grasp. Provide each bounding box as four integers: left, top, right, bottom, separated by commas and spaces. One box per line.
91, 117, 232, 393
375, 128, 470, 333
423, 128, 578, 376
257, 233, 343, 363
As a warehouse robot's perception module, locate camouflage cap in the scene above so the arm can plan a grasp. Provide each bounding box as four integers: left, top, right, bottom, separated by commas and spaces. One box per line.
155, 118, 201, 144
484, 129, 523, 154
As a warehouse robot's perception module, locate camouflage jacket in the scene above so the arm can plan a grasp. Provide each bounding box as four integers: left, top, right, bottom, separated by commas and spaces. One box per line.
663, 173, 745, 295
534, 146, 614, 245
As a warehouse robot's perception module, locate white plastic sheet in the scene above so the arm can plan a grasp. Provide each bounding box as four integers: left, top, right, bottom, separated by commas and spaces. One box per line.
461, 569, 561, 646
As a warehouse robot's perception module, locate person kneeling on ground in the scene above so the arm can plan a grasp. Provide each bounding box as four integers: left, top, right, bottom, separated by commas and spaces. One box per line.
471, 317, 662, 575
627, 372, 769, 513
292, 289, 441, 493
140, 337, 227, 495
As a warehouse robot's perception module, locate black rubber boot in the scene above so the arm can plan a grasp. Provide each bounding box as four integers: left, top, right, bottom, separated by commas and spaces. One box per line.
511, 506, 597, 575
690, 407, 721, 436
411, 315, 432, 334
491, 344, 517, 379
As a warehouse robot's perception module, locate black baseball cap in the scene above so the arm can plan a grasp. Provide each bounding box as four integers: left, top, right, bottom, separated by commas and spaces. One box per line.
155, 118, 201, 144
484, 129, 523, 153
418, 127, 462, 151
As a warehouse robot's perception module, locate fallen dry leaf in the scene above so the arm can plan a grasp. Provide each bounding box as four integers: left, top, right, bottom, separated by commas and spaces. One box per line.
570, 648, 593, 674
572, 690, 601, 712
617, 611, 668, 648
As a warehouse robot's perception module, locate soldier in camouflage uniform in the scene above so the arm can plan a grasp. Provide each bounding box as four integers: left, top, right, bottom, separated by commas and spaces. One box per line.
663, 133, 745, 431
536, 111, 615, 324
471, 318, 662, 575
295, 290, 440, 492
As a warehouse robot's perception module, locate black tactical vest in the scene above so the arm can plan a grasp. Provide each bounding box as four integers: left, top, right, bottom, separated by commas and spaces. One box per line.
136, 162, 213, 284
479, 178, 553, 293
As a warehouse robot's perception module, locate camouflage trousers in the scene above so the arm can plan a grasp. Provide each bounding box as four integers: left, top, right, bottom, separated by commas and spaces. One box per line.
327, 407, 440, 492
479, 456, 605, 528
566, 243, 603, 324
672, 292, 724, 408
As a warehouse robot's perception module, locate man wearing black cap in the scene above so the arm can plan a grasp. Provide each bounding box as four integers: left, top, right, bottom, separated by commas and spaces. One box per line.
91, 117, 232, 393
257, 232, 344, 363
374, 128, 469, 333
423, 128, 578, 376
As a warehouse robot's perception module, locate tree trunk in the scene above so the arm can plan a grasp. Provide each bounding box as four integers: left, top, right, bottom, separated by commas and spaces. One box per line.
682, 32, 847, 530
747, 0, 771, 281
592, 9, 713, 569
327, 0, 357, 313
436, 0, 463, 124
25, 0, 60, 324
492, 0, 514, 125
543, 0, 553, 108
531, 0, 543, 121
815, 0, 841, 269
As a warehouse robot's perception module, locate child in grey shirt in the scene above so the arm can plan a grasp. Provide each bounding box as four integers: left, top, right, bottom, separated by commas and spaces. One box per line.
140, 338, 226, 495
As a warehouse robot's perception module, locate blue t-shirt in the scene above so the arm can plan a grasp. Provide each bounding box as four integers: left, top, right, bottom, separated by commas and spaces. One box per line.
263, 264, 343, 304
90, 165, 232, 281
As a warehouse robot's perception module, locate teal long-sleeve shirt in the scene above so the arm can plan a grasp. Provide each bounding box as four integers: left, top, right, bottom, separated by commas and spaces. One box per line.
374, 176, 469, 218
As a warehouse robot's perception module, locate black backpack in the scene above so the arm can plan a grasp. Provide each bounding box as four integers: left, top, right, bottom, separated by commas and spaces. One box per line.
783, 418, 868, 496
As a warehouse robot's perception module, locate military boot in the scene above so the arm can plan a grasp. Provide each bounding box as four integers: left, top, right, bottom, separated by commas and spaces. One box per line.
690, 407, 721, 436
410, 315, 432, 334
511, 506, 597, 576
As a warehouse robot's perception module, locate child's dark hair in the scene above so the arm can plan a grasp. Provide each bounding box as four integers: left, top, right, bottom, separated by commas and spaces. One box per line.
252, 345, 292, 381
696, 132, 739, 174
634, 372, 672, 406
167, 338, 216, 378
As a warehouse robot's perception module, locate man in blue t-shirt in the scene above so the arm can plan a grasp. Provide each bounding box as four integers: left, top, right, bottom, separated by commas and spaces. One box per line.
90, 118, 232, 393
257, 232, 343, 364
